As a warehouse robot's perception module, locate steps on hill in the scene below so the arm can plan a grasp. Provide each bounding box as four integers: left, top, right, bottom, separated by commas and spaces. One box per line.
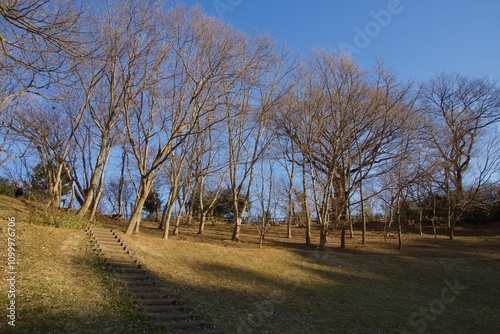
87, 227, 223, 334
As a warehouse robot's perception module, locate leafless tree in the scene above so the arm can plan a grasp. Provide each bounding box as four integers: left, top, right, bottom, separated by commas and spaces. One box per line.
254, 156, 278, 248
0, 0, 83, 99
419, 73, 500, 239
225, 39, 294, 242
7, 91, 86, 208
0, 0, 84, 171
124, 5, 243, 235
278, 52, 416, 250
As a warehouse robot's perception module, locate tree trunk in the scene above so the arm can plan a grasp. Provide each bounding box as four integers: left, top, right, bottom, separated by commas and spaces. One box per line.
302, 164, 312, 245
198, 211, 206, 234
117, 150, 127, 216
418, 209, 423, 235
232, 215, 242, 241
360, 179, 367, 245
397, 203, 403, 250
78, 140, 108, 218
125, 176, 153, 235
162, 197, 176, 239
89, 155, 110, 221
340, 227, 346, 249
319, 229, 328, 251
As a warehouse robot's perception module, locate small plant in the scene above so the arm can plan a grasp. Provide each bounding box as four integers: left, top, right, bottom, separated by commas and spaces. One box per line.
30, 210, 102, 229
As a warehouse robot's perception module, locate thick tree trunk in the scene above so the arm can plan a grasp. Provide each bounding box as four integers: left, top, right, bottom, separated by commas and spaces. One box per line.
232, 215, 242, 241
78, 141, 108, 218
319, 229, 328, 251
198, 212, 206, 234
125, 176, 153, 235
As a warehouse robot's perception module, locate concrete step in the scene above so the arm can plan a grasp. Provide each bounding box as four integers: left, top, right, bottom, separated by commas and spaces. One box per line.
148, 313, 202, 321
106, 262, 142, 269
97, 249, 130, 255
96, 245, 129, 254
130, 292, 175, 299
125, 280, 158, 287
127, 286, 161, 293
133, 298, 177, 305
103, 257, 137, 264
93, 233, 120, 238
120, 274, 151, 281
143, 305, 193, 313
110, 267, 145, 274
167, 321, 214, 330
87, 228, 222, 333
96, 240, 125, 246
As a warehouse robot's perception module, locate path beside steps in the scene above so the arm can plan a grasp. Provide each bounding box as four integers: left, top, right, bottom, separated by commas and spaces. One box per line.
87, 227, 223, 334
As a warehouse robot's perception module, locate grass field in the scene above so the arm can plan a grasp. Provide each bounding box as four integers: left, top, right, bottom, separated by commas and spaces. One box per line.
1, 195, 499, 333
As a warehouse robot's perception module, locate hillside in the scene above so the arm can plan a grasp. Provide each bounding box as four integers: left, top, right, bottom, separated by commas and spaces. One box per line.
1, 195, 500, 333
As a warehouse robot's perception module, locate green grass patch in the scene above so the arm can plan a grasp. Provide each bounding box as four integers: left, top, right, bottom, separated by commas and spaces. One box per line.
29, 210, 101, 230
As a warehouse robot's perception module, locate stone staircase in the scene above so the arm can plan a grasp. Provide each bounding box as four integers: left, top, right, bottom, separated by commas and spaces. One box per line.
87, 227, 223, 334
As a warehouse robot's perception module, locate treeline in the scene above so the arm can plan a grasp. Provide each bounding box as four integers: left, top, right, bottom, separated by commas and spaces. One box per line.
1, 0, 500, 250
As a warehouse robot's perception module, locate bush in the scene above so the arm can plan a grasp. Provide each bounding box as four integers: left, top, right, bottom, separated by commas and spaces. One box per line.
30, 210, 101, 229
0, 177, 15, 197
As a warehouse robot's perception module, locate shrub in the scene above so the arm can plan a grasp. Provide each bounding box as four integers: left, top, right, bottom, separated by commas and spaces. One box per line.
30, 210, 102, 229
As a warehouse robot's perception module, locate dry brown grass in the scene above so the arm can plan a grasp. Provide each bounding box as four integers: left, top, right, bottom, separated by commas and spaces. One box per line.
115, 218, 500, 333
1, 195, 499, 333
0, 196, 167, 333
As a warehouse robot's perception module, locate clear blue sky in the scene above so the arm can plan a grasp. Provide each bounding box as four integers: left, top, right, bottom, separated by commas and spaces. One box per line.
181, 0, 500, 82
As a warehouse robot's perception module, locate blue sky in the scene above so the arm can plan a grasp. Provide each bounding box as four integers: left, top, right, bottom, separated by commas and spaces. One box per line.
181, 0, 500, 82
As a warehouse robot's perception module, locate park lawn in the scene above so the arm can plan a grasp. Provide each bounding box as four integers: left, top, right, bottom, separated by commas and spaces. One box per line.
121, 220, 500, 334
0, 196, 166, 334
1, 195, 499, 333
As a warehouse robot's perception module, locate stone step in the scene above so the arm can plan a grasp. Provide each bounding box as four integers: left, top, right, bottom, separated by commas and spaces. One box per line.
142, 305, 193, 313
110, 267, 145, 274
92, 234, 119, 240
106, 262, 142, 269
167, 321, 214, 330
95, 240, 124, 246
97, 249, 130, 255
95, 242, 125, 247
87, 228, 222, 333
130, 292, 175, 299
96, 246, 128, 253
133, 298, 177, 305
125, 280, 158, 287
92, 232, 118, 237
120, 274, 151, 281
103, 256, 137, 264
91, 229, 114, 233
148, 313, 202, 321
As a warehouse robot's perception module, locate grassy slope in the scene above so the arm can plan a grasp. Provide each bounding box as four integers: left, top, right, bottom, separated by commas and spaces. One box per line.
122, 228, 500, 334
1, 195, 499, 333
0, 196, 164, 333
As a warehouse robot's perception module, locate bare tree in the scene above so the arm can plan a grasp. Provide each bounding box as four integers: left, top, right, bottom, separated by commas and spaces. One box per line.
124, 5, 243, 235
0, 0, 84, 171
419, 73, 500, 239
7, 91, 86, 208
225, 39, 294, 242
255, 156, 278, 248
278, 52, 416, 250
277, 136, 296, 239
0, 0, 82, 99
